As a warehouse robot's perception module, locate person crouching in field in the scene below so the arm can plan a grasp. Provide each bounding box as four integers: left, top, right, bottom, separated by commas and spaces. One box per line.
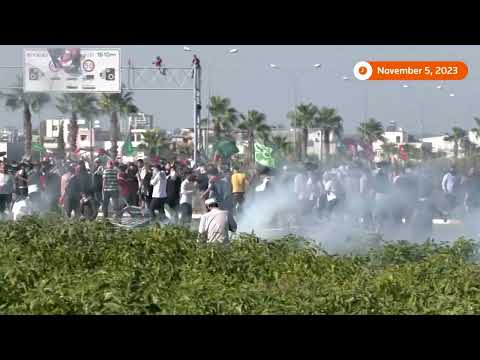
198, 198, 237, 244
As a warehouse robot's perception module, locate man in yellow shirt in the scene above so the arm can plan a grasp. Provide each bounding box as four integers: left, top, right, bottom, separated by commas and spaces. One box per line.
231, 165, 248, 215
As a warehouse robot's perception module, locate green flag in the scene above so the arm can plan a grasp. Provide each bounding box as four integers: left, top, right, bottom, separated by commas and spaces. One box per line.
32, 143, 45, 152
254, 142, 275, 168
214, 139, 239, 159
122, 135, 135, 156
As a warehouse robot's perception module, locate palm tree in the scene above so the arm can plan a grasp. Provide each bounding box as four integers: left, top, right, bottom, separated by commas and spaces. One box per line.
207, 96, 238, 138
401, 144, 421, 160
1, 76, 50, 160
137, 130, 170, 159
56, 93, 99, 156
381, 142, 398, 161
287, 103, 318, 160
357, 118, 386, 147
238, 110, 271, 164
57, 120, 66, 159
98, 88, 138, 160
471, 117, 480, 141
270, 135, 293, 160
444, 127, 467, 159
315, 107, 343, 161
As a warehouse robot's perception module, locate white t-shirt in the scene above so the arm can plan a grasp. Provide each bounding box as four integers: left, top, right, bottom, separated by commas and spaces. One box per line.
150, 171, 167, 198
180, 179, 195, 205
198, 208, 236, 243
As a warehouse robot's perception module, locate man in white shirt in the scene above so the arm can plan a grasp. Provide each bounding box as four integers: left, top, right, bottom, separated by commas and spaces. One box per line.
149, 165, 168, 220
179, 173, 196, 226
198, 198, 237, 244
442, 166, 459, 211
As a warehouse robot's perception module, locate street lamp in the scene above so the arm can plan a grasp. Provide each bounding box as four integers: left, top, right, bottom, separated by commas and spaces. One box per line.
182, 46, 240, 159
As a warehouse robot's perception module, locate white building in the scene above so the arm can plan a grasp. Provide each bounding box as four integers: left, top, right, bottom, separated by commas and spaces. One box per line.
372, 121, 409, 156
420, 135, 456, 158
0, 128, 19, 143
121, 113, 154, 133
42, 118, 97, 152
306, 128, 337, 160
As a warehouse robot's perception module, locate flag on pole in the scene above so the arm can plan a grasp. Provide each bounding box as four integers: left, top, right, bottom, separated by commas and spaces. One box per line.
214, 139, 239, 159
122, 129, 135, 156
254, 142, 275, 168
32, 143, 45, 152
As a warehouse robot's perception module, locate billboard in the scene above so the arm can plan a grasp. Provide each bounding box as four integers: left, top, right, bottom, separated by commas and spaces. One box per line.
24, 48, 121, 93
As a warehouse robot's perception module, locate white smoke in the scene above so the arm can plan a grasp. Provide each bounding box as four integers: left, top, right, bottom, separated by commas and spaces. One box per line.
236, 169, 480, 255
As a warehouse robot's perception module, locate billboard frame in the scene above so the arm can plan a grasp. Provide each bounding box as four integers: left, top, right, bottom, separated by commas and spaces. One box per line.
23, 48, 121, 93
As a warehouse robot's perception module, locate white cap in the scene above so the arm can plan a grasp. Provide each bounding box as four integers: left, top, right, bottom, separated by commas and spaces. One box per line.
205, 198, 218, 206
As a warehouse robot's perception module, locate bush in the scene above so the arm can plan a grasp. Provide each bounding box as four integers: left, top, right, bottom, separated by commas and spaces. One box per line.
0, 216, 480, 314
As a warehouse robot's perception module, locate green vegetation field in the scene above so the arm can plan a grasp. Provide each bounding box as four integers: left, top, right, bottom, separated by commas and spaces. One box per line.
1, 216, 480, 314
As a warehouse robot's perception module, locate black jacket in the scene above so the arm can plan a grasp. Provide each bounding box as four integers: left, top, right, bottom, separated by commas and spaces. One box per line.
166, 174, 182, 206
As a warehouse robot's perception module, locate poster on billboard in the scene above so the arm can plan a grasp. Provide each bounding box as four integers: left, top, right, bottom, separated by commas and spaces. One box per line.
23, 48, 121, 93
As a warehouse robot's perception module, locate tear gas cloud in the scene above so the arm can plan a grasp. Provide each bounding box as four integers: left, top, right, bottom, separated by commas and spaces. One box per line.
236, 167, 480, 255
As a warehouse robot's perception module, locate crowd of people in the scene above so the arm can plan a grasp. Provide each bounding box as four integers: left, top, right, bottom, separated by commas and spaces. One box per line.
0, 154, 248, 237
259, 160, 480, 241
1, 151, 479, 243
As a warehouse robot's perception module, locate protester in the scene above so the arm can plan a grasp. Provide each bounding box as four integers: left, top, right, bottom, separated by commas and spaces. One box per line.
64, 166, 81, 218
15, 163, 29, 197
231, 165, 248, 215
198, 198, 237, 243
117, 164, 130, 207
102, 160, 120, 219
442, 166, 460, 212
149, 164, 168, 220
165, 165, 182, 223
79, 191, 98, 221
141, 164, 154, 211
196, 166, 209, 199
126, 163, 139, 206
93, 160, 104, 207
179, 173, 196, 226
0, 162, 15, 217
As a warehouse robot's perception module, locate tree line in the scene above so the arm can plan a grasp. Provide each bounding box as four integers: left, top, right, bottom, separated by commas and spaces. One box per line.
0, 77, 138, 160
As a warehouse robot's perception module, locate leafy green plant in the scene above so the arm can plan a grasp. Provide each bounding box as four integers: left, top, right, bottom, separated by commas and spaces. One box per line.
0, 217, 480, 314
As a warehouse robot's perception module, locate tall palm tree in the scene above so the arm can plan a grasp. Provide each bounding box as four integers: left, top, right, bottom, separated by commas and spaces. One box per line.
56, 93, 99, 156
444, 126, 467, 159
238, 110, 271, 164
1, 76, 50, 160
287, 103, 318, 160
315, 107, 343, 161
207, 96, 238, 138
357, 118, 386, 147
98, 88, 138, 160
57, 120, 66, 159
270, 135, 293, 160
137, 129, 170, 159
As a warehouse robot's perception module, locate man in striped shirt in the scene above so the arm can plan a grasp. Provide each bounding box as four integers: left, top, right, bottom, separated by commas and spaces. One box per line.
102, 160, 119, 219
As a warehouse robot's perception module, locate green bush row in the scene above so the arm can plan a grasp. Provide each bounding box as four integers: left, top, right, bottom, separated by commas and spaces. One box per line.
0, 216, 479, 314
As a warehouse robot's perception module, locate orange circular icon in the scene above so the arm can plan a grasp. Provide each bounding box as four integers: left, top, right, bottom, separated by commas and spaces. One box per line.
359, 66, 367, 75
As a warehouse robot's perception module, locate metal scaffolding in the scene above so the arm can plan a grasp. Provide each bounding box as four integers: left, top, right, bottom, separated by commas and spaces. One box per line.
0, 65, 202, 164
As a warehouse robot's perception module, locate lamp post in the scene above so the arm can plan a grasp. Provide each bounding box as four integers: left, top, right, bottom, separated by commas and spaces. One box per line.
183, 46, 240, 159
269, 63, 322, 160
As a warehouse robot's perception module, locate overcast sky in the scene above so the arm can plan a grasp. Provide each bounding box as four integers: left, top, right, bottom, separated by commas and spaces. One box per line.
0, 45, 479, 135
